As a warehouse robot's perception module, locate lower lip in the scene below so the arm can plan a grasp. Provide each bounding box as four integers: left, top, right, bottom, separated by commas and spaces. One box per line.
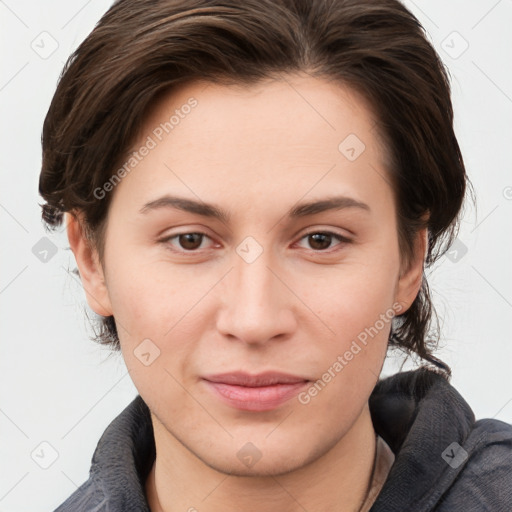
203, 380, 309, 411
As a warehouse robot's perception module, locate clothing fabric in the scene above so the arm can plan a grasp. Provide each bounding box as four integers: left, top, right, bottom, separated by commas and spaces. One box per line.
360, 435, 395, 512
53, 369, 512, 511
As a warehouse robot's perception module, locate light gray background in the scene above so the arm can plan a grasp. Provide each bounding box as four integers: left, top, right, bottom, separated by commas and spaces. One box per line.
1, 1, 511, 510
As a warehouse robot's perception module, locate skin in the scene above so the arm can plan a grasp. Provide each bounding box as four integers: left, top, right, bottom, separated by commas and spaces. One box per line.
67, 73, 426, 512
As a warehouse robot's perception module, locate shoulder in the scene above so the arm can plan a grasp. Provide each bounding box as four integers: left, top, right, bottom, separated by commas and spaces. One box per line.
370, 369, 512, 510
437, 418, 512, 511
464, 417, 512, 476
53, 476, 108, 512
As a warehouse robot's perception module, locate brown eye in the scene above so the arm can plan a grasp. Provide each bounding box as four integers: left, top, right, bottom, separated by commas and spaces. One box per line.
178, 233, 204, 250
296, 231, 351, 252
162, 232, 213, 252
308, 233, 334, 250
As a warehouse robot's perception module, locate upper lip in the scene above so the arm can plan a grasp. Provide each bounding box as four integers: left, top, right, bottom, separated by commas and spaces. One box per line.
203, 371, 309, 387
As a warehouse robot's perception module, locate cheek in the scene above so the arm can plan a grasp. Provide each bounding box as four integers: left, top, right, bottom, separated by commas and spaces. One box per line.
104, 253, 206, 336
107, 268, 200, 398
308, 256, 400, 339
298, 300, 392, 433
297, 254, 399, 404
104, 256, 222, 385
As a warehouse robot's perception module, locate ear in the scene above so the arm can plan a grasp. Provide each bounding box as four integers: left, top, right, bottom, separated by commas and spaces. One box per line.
394, 228, 428, 314
66, 212, 113, 317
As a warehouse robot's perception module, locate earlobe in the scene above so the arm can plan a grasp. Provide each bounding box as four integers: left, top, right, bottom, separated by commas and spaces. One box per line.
395, 228, 428, 314
66, 212, 113, 317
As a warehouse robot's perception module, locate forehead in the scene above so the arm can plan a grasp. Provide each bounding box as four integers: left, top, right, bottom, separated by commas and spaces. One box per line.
111, 74, 393, 217
139, 74, 383, 158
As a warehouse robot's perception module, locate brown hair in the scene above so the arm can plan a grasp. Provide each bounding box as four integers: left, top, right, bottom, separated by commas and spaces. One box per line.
39, 0, 471, 376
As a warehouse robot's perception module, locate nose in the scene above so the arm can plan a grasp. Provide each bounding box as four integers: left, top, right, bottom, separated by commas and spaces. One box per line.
216, 249, 297, 346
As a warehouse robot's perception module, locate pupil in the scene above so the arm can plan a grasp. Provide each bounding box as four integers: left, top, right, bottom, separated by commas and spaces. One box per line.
180, 233, 202, 250
310, 233, 330, 250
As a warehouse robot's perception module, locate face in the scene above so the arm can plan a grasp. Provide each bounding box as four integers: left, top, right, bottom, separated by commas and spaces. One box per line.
70, 74, 424, 476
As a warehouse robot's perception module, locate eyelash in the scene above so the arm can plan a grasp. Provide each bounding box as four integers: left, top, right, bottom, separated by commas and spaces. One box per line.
159, 230, 352, 255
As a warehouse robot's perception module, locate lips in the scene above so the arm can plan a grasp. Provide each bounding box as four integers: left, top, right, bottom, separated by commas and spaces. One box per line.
202, 371, 310, 412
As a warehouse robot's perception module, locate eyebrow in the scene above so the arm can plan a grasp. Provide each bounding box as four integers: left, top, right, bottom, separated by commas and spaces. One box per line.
139, 194, 370, 222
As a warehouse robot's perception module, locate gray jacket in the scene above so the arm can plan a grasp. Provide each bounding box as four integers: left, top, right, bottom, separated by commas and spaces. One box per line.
53, 369, 512, 511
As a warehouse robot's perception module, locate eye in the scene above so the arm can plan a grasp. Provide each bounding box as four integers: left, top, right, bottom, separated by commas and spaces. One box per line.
296, 231, 351, 251
160, 230, 351, 254
162, 232, 215, 252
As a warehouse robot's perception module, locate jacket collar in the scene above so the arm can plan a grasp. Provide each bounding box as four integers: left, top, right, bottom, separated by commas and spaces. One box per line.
90, 395, 155, 510
369, 369, 475, 510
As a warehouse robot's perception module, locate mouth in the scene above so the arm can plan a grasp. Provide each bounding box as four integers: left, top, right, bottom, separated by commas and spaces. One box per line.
202, 371, 310, 412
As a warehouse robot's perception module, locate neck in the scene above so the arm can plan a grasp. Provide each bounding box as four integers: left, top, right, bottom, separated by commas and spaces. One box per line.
146, 403, 377, 512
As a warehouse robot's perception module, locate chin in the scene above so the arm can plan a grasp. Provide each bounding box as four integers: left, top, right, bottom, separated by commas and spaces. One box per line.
193, 435, 330, 479
202, 452, 312, 478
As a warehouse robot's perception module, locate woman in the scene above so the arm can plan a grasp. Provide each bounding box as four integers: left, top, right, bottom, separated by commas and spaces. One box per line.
39, 0, 512, 510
